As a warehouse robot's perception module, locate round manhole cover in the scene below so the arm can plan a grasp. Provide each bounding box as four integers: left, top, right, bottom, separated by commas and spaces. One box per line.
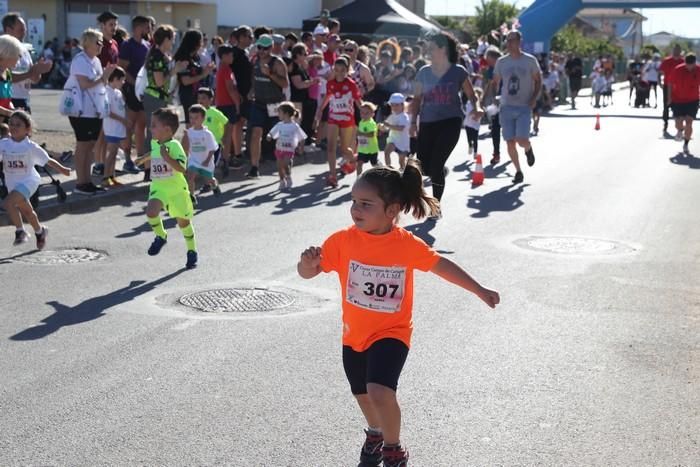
179, 288, 296, 313
14, 248, 107, 264
514, 236, 637, 255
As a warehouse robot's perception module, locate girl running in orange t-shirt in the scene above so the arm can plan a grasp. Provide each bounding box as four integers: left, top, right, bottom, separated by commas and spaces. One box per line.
297, 160, 500, 467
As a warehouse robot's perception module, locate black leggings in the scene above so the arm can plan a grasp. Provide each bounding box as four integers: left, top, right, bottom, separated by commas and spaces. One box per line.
300, 99, 317, 143
465, 127, 479, 154
343, 338, 409, 395
417, 117, 462, 201
491, 113, 501, 156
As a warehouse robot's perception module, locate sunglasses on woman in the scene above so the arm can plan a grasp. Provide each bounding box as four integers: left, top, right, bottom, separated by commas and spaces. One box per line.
257, 45, 271, 51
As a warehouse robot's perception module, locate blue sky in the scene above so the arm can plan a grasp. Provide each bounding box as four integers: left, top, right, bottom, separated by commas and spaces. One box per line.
425, 0, 700, 37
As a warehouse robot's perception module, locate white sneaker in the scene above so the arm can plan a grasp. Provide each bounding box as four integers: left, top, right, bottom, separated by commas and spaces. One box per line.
278, 178, 287, 191
285, 176, 293, 189
675, 131, 684, 142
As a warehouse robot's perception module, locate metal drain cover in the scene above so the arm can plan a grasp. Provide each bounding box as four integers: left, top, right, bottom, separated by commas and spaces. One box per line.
14, 248, 107, 264
514, 236, 637, 255
179, 288, 296, 313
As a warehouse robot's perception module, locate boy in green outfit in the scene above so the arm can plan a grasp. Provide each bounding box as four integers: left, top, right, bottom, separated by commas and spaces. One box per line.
197, 87, 232, 177
356, 101, 380, 175
138, 108, 198, 270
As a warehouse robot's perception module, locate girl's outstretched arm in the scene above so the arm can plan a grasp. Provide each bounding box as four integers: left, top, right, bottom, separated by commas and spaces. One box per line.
430, 257, 500, 309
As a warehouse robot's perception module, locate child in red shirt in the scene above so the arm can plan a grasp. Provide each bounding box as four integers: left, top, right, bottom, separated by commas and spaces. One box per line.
315, 56, 362, 188
298, 160, 500, 467
214, 45, 240, 171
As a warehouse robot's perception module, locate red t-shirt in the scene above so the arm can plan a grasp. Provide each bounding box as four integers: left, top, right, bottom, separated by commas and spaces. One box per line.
323, 50, 337, 66
669, 64, 700, 104
660, 56, 684, 83
215, 65, 237, 107
326, 77, 361, 127
320, 225, 440, 352
99, 38, 119, 68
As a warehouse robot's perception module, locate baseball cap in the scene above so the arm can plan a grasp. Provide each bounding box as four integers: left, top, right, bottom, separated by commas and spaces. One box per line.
320, 9, 330, 18
388, 93, 405, 105
272, 34, 285, 45
313, 25, 329, 36
256, 34, 273, 48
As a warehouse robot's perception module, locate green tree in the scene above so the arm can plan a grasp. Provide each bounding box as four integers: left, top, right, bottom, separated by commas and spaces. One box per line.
551, 25, 624, 59
470, 0, 520, 37
432, 15, 466, 30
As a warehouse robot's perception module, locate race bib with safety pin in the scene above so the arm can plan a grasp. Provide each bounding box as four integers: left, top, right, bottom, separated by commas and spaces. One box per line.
346, 260, 406, 313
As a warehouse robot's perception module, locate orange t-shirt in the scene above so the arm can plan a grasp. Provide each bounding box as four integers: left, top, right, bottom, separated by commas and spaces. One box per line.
320, 225, 440, 352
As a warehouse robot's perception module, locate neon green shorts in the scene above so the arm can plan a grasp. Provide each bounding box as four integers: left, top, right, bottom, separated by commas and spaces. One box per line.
148, 184, 193, 219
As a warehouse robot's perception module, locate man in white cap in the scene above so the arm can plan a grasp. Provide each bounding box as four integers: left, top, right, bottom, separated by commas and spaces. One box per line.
312, 25, 329, 54
271, 34, 286, 58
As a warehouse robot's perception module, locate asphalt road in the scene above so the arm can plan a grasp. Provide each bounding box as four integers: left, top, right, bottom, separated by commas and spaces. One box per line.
1, 94, 698, 466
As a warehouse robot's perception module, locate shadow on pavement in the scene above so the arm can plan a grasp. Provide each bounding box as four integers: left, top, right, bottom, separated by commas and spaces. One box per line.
467, 184, 529, 218
669, 152, 699, 169
0, 249, 40, 265
405, 219, 437, 246
9, 269, 185, 341
546, 113, 662, 120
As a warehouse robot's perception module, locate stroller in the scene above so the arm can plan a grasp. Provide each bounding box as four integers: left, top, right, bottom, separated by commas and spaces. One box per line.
0, 144, 68, 209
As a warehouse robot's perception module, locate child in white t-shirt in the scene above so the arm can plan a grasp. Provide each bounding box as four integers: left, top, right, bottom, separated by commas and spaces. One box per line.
0, 111, 70, 249
183, 104, 221, 205
380, 93, 411, 169
463, 88, 484, 157
267, 102, 307, 191
103, 67, 129, 187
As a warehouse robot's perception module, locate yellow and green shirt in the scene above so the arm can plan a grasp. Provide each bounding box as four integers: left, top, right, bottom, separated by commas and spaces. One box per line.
149, 139, 188, 191
357, 118, 379, 154
205, 106, 228, 145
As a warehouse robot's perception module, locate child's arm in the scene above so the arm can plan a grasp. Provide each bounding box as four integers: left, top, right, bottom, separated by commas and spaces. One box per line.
160, 145, 186, 173
430, 257, 500, 308
134, 152, 151, 167
297, 246, 322, 279
181, 131, 190, 154
225, 78, 241, 108
109, 112, 129, 128
203, 150, 215, 166
46, 158, 71, 177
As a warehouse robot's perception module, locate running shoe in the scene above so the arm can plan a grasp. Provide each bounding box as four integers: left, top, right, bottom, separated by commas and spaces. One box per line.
122, 160, 141, 174
147, 236, 167, 256
74, 183, 97, 195
513, 171, 524, 184
326, 174, 338, 188
246, 166, 260, 179
186, 250, 198, 269
526, 148, 535, 167
35, 226, 48, 250
91, 164, 104, 176
212, 185, 222, 196
358, 429, 384, 467
13, 230, 29, 245
88, 182, 106, 192
229, 155, 245, 169
278, 178, 287, 191
490, 154, 500, 165
340, 160, 357, 175
381, 445, 408, 467
285, 176, 293, 189
199, 184, 211, 194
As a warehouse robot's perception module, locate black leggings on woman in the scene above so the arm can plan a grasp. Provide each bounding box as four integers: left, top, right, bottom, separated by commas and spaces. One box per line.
491, 113, 501, 156
417, 117, 462, 201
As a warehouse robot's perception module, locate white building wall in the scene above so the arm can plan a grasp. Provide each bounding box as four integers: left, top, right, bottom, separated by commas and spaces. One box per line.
217, 0, 321, 28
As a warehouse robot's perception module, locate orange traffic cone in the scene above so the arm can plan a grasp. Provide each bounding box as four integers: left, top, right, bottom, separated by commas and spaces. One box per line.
594, 114, 601, 131
472, 154, 484, 186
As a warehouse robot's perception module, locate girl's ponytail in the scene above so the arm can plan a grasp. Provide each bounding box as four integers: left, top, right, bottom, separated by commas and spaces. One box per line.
399, 159, 440, 219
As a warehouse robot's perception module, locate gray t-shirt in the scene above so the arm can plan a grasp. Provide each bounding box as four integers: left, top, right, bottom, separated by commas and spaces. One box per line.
416, 64, 469, 123
494, 52, 541, 107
